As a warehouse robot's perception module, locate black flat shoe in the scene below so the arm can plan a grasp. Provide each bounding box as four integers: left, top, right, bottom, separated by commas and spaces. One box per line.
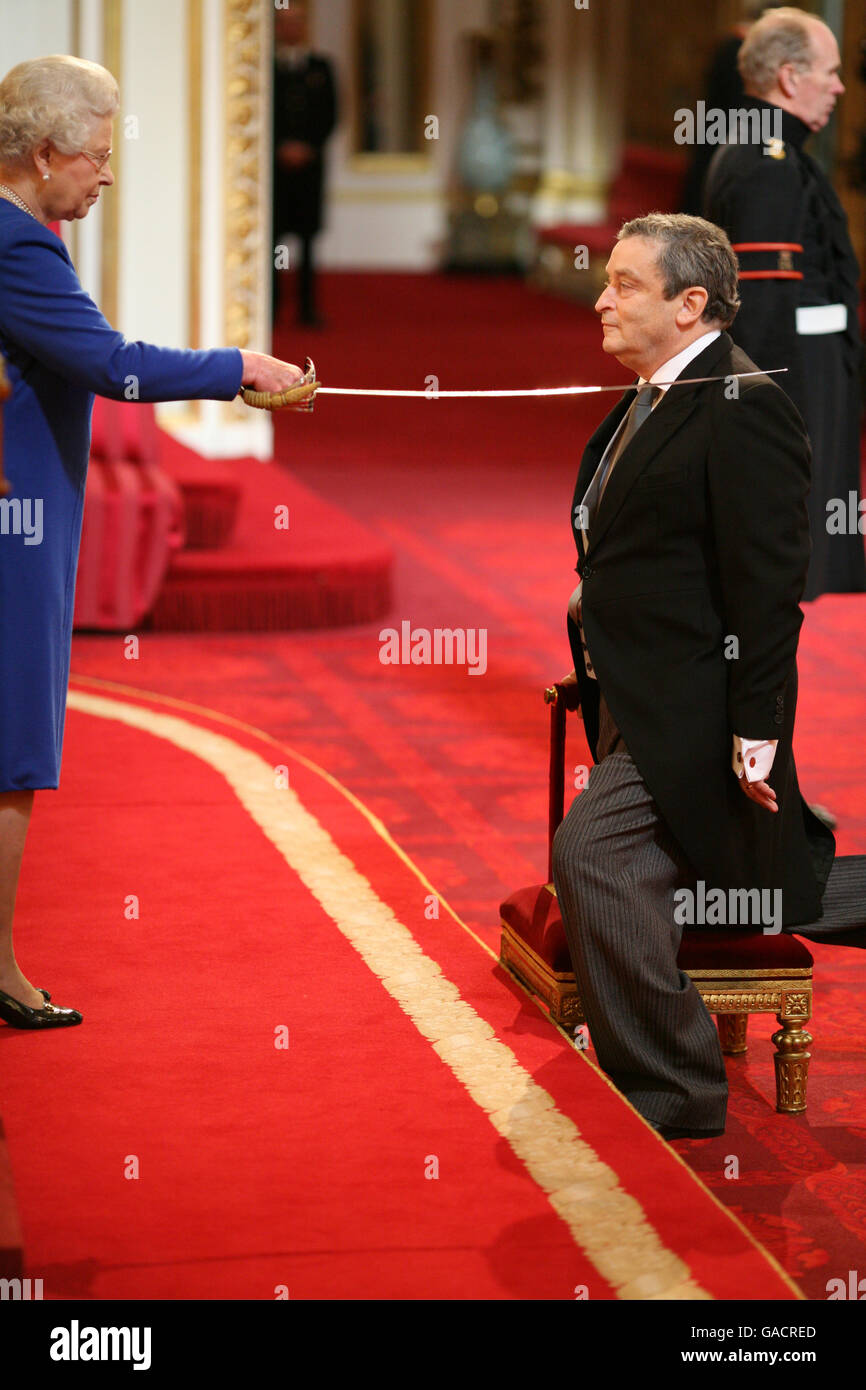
38, 989, 51, 1002
0, 987, 82, 1030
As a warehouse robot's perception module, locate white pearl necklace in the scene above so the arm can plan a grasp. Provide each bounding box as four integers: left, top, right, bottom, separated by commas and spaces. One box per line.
0, 183, 38, 219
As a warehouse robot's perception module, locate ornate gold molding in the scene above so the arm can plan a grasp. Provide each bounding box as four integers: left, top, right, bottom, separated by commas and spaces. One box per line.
538, 168, 606, 200
333, 187, 442, 204
188, 0, 202, 353
349, 0, 432, 162
223, 0, 265, 358
687, 966, 812, 980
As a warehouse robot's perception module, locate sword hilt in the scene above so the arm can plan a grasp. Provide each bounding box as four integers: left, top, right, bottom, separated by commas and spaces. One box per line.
239, 357, 319, 412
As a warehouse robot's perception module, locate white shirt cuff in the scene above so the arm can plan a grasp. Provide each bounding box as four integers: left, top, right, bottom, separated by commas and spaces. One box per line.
733, 736, 778, 783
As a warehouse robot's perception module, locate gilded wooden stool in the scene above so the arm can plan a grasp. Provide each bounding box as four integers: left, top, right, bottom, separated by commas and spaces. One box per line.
500, 884, 813, 1113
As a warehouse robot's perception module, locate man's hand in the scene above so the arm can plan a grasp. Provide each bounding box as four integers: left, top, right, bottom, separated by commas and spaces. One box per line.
733, 735, 778, 812
240, 351, 305, 394
737, 774, 778, 813
558, 669, 583, 715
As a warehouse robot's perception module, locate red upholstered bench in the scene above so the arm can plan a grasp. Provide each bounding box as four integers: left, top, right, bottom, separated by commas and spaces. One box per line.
500, 883, 813, 1114
75, 399, 184, 630
91, 396, 242, 550
498, 685, 814, 1115
156, 436, 242, 550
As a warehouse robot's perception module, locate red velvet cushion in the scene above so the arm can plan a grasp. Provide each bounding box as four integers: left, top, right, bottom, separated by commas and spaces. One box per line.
678, 928, 812, 970
500, 885, 813, 974
501, 884, 572, 972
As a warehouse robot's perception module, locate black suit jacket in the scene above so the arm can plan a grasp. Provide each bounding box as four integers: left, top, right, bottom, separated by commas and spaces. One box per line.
568, 331, 834, 925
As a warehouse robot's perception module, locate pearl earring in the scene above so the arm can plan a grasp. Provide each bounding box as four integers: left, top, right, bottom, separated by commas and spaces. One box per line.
43, 173, 50, 180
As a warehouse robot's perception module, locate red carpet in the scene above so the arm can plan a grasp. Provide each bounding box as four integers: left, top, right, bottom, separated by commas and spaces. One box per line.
0, 1117, 22, 1279
1, 681, 799, 1300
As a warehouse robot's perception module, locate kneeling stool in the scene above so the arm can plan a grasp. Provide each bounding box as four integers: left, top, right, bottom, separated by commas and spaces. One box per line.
499, 684, 813, 1114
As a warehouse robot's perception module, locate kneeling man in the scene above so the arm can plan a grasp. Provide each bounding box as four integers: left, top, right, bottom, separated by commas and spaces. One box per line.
552, 213, 835, 1140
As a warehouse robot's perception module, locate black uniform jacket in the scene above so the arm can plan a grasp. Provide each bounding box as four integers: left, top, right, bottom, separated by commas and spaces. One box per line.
568, 331, 834, 925
703, 100, 861, 420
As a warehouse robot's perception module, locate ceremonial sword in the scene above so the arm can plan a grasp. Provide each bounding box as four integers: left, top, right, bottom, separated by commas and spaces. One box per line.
238, 360, 788, 412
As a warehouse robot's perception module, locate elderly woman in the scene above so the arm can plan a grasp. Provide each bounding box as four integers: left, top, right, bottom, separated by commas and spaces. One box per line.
0, 55, 304, 1030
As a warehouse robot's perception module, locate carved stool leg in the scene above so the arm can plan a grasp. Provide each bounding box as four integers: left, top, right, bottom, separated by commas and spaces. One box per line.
772, 1014, 812, 1114
553, 990, 583, 1030
717, 1013, 748, 1054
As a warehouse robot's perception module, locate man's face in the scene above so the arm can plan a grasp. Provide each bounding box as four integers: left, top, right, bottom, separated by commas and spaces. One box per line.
787, 21, 844, 131
594, 237, 683, 376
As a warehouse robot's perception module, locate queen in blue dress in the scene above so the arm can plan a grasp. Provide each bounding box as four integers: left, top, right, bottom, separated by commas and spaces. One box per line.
0, 55, 306, 1029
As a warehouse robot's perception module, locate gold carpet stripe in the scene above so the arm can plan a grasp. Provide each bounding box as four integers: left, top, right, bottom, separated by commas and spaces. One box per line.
68, 688, 714, 1299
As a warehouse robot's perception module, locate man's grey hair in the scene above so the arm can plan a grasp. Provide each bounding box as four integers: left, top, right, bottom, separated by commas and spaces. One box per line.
0, 55, 119, 167
616, 213, 741, 327
738, 7, 818, 95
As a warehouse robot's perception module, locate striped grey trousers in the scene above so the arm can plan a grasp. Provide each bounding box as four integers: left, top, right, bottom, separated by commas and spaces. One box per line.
552, 697, 866, 1130
552, 717, 728, 1131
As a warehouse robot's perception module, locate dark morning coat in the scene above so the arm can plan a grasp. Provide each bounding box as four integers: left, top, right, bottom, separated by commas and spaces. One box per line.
568, 331, 835, 926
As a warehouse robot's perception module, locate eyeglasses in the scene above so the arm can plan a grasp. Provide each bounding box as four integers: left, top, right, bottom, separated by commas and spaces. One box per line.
80, 147, 112, 171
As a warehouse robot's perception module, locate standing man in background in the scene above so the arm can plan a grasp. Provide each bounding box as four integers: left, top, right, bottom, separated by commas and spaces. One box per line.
704, 6, 865, 601
272, 3, 338, 329
680, 1, 788, 216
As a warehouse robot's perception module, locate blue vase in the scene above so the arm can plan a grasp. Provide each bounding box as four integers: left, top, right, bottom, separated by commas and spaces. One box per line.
457, 64, 514, 194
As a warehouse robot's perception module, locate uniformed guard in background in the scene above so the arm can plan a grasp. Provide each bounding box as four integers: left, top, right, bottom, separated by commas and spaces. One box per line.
272, 3, 337, 328
680, 2, 788, 217
705, 6, 866, 601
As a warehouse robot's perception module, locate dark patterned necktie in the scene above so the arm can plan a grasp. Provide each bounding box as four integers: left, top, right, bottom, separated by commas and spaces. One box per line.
598, 383, 660, 499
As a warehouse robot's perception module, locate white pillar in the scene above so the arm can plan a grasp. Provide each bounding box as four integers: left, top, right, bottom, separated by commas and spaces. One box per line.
533, 0, 625, 227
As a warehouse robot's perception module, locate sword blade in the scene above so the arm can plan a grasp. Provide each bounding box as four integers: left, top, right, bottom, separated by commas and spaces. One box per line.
315, 369, 787, 399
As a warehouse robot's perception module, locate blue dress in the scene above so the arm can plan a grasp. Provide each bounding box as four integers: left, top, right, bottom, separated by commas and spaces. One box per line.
0, 202, 243, 790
